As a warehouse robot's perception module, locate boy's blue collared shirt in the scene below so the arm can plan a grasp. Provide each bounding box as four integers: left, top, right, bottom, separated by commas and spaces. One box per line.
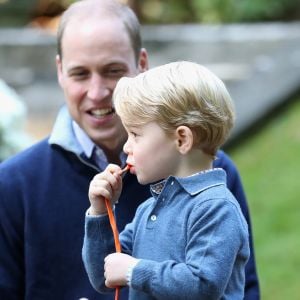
83, 168, 250, 300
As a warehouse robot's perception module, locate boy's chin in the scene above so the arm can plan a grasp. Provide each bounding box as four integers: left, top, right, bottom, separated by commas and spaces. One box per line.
136, 174, 153, 185
137, 176, 161, 186
137, 177, 149, 185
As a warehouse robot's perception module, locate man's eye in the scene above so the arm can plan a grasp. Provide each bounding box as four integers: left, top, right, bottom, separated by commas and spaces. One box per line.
70, 72, 88, 79
107, 68, 126, 77
67, 69, 89, 79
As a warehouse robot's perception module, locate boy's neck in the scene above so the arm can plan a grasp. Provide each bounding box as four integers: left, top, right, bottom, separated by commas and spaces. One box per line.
175, 149, 213, 178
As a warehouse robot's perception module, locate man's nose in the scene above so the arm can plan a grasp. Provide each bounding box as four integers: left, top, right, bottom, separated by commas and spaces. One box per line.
87, 75, 111, 100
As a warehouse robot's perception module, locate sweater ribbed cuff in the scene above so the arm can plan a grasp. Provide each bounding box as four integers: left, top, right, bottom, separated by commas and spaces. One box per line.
126, 266, 133, 287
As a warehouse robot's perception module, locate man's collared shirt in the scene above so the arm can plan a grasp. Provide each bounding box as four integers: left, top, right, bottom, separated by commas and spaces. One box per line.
72, 121, 126, 170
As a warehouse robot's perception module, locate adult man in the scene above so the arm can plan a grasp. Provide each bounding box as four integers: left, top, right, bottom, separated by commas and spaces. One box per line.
0, 0, 259, 299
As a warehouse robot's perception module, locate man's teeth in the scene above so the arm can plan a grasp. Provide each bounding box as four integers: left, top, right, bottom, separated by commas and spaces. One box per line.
91, 108, 113, 117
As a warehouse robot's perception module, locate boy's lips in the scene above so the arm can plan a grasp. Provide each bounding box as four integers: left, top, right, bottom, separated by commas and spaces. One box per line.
129, 165, 136, 175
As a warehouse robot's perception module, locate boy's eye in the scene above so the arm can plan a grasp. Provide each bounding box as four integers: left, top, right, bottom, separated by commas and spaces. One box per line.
126, 126, 141, 139
129, 131, 139, 138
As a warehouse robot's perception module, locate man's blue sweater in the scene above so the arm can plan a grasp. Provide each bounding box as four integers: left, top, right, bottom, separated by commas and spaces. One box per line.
0, 107, 259, 299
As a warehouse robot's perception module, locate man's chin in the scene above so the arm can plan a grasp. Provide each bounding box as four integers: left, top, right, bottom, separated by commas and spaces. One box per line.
90, 131, 126, 149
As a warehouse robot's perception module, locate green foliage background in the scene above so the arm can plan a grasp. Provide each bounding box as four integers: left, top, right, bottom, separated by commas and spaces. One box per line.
228, 97, 300, 299
138, 0, 300, 23
0, 0, 300, 26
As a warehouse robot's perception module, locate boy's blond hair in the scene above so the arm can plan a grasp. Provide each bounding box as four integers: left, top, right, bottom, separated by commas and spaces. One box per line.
113, 61, 235, 156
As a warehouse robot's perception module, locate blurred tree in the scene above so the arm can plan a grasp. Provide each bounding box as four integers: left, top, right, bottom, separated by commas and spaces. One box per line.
0, 0, 73, 27
232, 0, 300, 22
0, 0, 299, 27
130, 0, 300, 24
28, 0, 67, 32
0, 0, 33, 26
31, 0, 66, 18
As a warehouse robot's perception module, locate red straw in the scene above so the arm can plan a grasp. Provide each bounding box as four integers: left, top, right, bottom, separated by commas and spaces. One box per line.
104, 164, 130, 300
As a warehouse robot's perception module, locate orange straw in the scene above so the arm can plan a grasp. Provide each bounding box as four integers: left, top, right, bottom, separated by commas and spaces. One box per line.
104, 164, 130, 300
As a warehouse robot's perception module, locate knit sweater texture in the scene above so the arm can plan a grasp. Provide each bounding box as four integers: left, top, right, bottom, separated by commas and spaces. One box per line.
83, 169, 250, 299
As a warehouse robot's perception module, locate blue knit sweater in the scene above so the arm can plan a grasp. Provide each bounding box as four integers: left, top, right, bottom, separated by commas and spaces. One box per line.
0, 106, 259, 299
83, 169, 250, 299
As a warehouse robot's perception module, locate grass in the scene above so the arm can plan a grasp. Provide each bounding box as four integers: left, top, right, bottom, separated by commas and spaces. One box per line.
228, 96, 300, 299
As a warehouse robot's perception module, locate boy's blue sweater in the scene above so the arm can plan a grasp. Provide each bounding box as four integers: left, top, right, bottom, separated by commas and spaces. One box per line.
0, 107, 259, 299
83, 169, 250, 299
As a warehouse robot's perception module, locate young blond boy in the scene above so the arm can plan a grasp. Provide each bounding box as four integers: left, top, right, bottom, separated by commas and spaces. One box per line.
82, 61, 250, 299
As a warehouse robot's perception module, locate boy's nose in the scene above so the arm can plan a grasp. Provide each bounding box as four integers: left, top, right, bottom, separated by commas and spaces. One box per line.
123, 139, 131, 154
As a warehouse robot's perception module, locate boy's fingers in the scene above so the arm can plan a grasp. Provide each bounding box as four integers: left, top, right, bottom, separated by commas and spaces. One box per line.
106, 163, 122, 175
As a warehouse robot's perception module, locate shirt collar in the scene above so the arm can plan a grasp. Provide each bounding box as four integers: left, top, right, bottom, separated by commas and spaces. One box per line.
50, 106, 126, 167
48, 105, 82, 155
150, 168, 226, 196
72, 120, 127, 168
72, 121, 94, 158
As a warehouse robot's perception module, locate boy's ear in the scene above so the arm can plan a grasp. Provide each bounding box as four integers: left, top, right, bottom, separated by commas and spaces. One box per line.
175, 126, 194, 154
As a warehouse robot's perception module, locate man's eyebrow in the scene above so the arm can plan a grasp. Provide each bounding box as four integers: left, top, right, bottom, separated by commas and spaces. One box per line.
104, 62, 128, 68
66, 65, 85, 72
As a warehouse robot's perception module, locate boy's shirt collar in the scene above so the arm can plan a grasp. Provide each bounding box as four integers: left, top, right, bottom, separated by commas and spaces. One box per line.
150, 168, 226, 196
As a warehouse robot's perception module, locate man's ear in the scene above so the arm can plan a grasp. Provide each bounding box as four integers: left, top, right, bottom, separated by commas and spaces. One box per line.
56, 54, 64, 88
175, 126, 194, 154
138, 48, 149, 72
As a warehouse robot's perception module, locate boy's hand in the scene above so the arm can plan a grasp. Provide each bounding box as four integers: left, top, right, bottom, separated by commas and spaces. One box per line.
88, 164, 123, 215
104, 253, 139, 288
